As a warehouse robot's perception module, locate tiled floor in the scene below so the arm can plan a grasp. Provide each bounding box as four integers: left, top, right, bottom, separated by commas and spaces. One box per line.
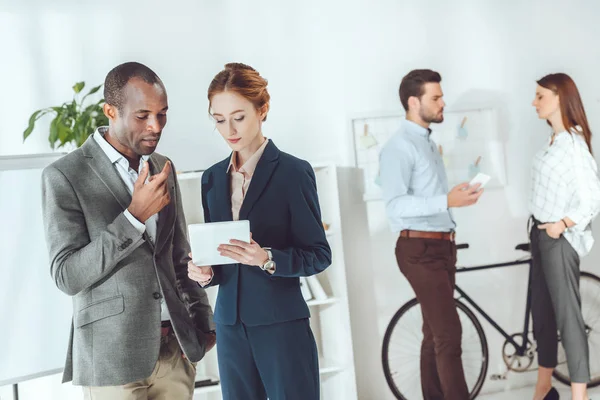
479, 385, 600, 399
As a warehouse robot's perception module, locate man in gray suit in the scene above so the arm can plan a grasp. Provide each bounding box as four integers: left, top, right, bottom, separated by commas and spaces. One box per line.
42, 62, 215, 400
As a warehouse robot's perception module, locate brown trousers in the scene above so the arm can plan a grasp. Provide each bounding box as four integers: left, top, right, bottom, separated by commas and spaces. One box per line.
395, 236, 469, 400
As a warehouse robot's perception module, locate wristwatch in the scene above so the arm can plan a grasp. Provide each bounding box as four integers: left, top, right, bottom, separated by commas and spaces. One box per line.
261, 247, 276, 272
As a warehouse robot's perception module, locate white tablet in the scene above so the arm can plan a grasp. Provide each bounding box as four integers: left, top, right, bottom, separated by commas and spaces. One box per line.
188, 220, 251, 266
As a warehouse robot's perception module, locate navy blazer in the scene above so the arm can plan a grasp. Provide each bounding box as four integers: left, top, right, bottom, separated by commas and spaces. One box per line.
201, 140, 332, 326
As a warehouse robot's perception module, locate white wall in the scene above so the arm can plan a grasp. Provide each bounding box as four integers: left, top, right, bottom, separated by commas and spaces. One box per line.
2, 0, 600, 399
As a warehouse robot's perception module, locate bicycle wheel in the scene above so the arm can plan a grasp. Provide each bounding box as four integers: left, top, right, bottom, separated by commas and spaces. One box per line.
382, 298, 488, 400
553, 271, 600, 387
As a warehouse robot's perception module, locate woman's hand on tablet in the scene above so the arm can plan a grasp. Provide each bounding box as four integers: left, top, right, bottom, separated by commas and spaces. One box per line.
218, 233, 269, 267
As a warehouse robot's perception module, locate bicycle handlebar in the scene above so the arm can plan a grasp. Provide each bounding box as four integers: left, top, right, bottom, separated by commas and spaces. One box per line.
454, 241, 533, 272
455, 242, 531, 253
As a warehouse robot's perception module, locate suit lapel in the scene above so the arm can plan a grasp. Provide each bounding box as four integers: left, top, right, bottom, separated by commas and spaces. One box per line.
83, 138, 132, 210
238, 141, 280, 221
148, 156, 175, 254
215, 160, 233, 222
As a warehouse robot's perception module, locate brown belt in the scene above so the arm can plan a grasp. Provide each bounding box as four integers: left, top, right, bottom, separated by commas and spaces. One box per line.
400, 230, 455, 242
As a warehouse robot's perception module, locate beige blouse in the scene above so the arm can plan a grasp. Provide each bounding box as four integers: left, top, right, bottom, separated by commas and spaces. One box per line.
227, 138, 269, 220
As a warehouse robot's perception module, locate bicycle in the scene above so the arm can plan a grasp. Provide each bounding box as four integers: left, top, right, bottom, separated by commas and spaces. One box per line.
381, 242, 600, 400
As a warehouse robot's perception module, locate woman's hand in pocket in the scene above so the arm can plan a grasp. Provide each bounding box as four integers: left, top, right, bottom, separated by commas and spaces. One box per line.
538, 221, 565, 239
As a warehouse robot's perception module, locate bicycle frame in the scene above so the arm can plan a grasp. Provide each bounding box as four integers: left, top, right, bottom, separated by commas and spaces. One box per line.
455, 257, 533, 356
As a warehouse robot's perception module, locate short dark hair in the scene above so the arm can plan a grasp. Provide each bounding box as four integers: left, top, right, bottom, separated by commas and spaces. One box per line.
398, 69, 442, 111
104, 62, 163, 112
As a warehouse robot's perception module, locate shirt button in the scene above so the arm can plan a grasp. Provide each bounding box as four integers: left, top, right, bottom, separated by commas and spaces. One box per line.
153, 292, 162, 300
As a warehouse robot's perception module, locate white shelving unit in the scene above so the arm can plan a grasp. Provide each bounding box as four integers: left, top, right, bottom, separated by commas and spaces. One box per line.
177, 163, 358, 400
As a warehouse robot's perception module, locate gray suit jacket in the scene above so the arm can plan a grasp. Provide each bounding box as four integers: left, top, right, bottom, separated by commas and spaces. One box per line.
41, 136, 215, 386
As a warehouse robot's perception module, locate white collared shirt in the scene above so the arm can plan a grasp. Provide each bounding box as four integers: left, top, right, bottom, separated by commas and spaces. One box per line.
529, 128, 600, 257
93, 127, 169, 321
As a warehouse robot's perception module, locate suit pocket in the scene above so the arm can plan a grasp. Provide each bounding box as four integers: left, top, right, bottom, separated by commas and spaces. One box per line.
75, 295, 124, 328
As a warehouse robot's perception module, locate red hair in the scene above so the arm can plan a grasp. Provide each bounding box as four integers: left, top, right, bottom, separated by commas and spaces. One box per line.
208, 63, 270, 121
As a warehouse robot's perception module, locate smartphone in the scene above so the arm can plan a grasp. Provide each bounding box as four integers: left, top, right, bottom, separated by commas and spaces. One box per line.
469, 172, 491, 190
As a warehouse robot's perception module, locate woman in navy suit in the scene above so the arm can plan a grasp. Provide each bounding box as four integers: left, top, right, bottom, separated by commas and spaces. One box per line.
187, 62, 331, 400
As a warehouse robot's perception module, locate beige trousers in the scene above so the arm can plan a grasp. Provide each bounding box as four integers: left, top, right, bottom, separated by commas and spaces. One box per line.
83, 332, 197, 400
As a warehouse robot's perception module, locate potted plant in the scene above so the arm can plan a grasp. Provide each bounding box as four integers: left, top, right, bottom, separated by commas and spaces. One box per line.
23, 81, 108, 150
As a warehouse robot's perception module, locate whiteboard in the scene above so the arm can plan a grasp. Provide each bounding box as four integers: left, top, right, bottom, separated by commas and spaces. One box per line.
351, 108, 507, 201
0, 153, 71, 386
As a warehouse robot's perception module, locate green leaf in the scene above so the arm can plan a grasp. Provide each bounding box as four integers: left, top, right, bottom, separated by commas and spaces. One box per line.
84, 103, 98, 113
55, 113, 74, 147
86, 84, 102, 96
57, 120, 72, 145
23, 110, 43, 141
25, 81, 104, 149
49, 116, 60, 149
72, 81, 85, 94
23, 108, 54, 141
81, 84, 103, 105
73, 112, 89, 145
72, 99, 78, 112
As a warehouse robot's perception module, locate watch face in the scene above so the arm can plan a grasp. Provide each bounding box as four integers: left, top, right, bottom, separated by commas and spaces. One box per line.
263, 261, 275, 271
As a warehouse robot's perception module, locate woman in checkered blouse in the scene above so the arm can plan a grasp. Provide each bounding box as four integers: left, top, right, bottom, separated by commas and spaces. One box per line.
529, 73, 600, 400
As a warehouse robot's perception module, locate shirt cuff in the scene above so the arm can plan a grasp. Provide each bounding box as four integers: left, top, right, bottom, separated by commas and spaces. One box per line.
432, 194, 449, 212
565, 212, 587, 232
124, 210, 146, 234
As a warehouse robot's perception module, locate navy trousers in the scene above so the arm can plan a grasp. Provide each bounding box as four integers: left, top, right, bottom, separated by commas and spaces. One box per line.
216, 318, 320, 400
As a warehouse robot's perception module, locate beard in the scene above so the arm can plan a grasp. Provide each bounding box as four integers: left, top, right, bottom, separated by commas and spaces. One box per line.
420, 107, 444, 124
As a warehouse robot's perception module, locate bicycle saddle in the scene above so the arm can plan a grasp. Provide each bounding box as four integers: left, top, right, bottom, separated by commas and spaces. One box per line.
515, 243, 530, 252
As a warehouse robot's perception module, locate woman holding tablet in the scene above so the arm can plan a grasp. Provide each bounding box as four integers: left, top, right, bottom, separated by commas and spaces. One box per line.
529, 73, 600, 400
187, 62, 330, 400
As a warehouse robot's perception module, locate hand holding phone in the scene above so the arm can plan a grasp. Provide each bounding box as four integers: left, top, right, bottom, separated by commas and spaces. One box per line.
469, 173, 491, 191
